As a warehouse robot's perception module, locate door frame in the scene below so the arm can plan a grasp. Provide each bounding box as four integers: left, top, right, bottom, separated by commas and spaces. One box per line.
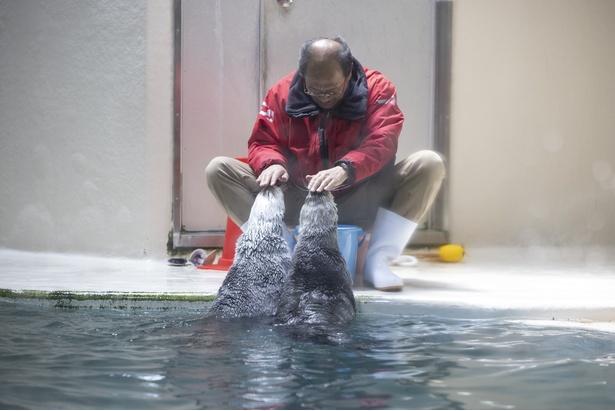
171, 0, 453, 249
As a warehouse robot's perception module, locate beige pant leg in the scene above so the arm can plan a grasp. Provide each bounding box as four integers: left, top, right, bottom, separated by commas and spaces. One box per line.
390, 150, 446, 223
336, 150, 445, 229
205, 156, 260, 227
205, 156, 307, 228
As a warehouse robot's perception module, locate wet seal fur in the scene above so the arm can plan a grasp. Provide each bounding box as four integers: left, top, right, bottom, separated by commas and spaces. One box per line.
276, 190, 356, 328
209, 186, 292, 318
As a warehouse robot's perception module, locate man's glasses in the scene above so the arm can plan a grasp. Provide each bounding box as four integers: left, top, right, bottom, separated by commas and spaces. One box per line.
303, 79, 346, 98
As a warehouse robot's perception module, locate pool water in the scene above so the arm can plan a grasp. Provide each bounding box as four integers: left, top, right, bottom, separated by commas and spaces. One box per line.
1, 300, 614, 409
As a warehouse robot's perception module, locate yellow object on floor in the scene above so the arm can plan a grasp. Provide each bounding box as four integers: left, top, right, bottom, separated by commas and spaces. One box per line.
439, 244, 465, 262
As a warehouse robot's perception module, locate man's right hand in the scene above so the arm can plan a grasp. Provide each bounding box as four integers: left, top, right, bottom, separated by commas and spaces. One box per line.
256, 164, 289, 187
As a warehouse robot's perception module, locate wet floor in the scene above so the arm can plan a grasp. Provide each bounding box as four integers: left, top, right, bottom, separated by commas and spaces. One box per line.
1, 246, 615, 328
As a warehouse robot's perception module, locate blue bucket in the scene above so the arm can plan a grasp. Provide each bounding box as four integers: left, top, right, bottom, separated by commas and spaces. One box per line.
290, 224, 366, 281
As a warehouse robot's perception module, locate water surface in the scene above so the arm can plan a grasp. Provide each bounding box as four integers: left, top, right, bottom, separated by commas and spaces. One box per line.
1, 300, 614, 409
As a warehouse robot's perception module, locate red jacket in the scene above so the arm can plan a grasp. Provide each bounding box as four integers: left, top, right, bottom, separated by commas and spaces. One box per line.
248, 58, 404, 194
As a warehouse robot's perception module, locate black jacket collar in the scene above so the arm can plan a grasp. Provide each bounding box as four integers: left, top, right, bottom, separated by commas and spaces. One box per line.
285, 57, 368, 121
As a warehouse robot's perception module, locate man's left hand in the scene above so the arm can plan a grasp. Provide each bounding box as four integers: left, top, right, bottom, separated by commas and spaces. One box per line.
306, 166, 348, 192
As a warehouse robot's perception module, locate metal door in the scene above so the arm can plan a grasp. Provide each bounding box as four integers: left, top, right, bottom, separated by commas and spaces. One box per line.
173, 0, 450, 248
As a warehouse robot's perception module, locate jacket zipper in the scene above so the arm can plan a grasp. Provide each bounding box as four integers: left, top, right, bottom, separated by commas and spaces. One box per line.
318, 113, 329, 169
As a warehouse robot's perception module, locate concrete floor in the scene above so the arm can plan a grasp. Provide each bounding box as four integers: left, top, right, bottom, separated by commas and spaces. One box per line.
1, 247, 615, 331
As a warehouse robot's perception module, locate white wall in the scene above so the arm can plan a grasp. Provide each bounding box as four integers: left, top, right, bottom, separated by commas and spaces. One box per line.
449, 0, 615, 247
1, 0, 613, 259
0, 0, 174, 258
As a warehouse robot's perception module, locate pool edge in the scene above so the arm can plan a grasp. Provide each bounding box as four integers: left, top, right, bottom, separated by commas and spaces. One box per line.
0, 288, 217, 310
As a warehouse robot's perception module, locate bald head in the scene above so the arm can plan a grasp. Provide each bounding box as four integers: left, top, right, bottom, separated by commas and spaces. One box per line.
298, 36, 354, 78
308, 39, 343, 63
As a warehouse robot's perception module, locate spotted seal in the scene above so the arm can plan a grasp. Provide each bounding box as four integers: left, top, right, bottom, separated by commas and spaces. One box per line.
209, 185, 292, 318
276, 190, 356, 327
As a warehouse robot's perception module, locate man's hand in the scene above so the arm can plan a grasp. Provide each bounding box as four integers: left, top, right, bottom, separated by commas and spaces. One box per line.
256, 164, 289, 187
306, 166, 348, 192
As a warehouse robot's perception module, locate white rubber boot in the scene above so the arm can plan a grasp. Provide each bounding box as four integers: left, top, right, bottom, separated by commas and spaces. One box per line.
363, 208, 418, 291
